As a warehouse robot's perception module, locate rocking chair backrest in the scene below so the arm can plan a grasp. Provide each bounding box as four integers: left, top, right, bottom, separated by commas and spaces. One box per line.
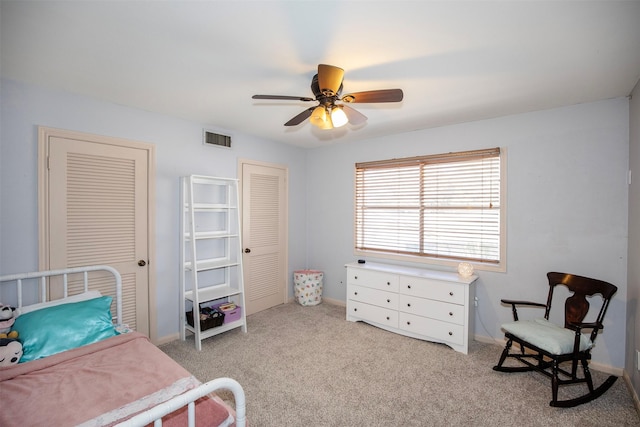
545, 272, 617, 342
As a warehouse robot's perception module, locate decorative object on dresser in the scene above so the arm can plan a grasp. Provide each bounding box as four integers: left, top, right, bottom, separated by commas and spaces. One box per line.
457, 262, 474, 278
345, 262, 478, 354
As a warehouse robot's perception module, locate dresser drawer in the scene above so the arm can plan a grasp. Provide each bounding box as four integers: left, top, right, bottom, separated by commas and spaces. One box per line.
399, 276, 465, 305
348, 300, 398, 328
349, 285, 398, 310
347, 268, 399, 292
398, 294, 464, 325
398, 312, 465, 346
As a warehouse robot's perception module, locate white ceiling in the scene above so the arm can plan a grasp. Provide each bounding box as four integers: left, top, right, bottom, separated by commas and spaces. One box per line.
2, 1, 640, 148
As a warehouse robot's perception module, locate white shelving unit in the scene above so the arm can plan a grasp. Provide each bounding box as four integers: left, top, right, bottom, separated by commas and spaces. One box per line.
180, 175, 247, 350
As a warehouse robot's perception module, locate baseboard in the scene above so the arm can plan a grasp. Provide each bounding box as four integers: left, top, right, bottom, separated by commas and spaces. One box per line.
473, 333, 624, 376
320, 296, 345, 307
623, 371, 640, 416
155, 332, 180, 346
287, 296, 346, 307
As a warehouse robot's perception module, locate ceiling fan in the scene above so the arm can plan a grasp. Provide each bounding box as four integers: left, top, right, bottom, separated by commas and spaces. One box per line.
252, 64, 403, 129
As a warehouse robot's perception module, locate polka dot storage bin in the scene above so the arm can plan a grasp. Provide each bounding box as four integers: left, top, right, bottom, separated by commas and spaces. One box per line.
293, 270, 324, 306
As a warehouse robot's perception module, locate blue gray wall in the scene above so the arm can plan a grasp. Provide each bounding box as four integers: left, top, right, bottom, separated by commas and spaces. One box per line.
0, 78, 631, 373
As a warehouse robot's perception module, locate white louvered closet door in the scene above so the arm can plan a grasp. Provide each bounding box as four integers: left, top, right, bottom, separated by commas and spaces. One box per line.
47, 136, 150, 336
241, 162, 287, 315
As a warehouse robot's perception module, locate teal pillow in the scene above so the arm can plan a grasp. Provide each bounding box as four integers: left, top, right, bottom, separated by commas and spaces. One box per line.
14, 296, 118, 362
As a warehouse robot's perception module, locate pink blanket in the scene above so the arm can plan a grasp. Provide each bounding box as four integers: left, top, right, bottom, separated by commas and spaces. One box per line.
0, 332, 232, 426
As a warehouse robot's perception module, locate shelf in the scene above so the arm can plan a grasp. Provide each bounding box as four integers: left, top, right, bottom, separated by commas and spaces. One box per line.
184, 319, 245, 339
183, 203, 238, 211
184, 231, 239, 240
184, 284, 242, 303
180, 175, 247, 351
184, 258, 239, 271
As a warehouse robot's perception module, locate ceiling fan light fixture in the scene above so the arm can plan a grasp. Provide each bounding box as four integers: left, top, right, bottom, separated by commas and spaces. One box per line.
310, 105, 333, 129
251, 63, 402, 129
330, 106, 348, 128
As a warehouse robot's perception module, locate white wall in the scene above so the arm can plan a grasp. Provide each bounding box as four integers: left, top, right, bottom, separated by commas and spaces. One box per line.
0, 78, 308, 339
628, 81, 640, 396
305, 98, 630, 369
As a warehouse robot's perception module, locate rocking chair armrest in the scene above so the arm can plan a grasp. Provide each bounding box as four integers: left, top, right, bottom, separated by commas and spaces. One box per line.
500, 299, 546, 307
567, 321, 603, 332
500, 299, 546, 321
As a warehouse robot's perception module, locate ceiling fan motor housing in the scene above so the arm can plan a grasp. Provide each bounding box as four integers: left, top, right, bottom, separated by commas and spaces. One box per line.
311, 74, 342, 106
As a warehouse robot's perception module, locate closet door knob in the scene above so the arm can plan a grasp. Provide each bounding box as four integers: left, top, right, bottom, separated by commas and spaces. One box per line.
449, 291, 454, 296
138, 260, 147, 267
244, 248, 251, 253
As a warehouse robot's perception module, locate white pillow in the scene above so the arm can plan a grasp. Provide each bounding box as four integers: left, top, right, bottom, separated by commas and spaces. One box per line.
20, 290, 103, 315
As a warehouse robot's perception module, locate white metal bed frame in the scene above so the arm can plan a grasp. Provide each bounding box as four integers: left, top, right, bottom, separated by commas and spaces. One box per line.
0, 265, 246, 427
0, 265, 123, 324
116, 377, 246, 427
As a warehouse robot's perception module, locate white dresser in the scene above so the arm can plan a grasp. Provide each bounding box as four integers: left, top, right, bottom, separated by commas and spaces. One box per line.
345, 262, 478, 354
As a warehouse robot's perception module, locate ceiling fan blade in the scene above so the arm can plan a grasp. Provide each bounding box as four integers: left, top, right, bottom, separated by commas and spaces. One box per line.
318, 64, 344, 96
253, 94, 315, 102
342, 105, 367, 126
341, 89, 403, 103
284, 107, 315, 126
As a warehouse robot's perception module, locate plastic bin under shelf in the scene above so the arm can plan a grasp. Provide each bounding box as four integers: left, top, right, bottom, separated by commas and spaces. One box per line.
213, 303, 242, 324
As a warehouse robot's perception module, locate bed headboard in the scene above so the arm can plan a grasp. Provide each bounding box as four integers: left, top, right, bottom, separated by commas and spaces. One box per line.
0, 265, 123, 325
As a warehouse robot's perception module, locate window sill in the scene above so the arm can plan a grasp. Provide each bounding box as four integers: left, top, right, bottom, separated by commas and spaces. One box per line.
353, 250, 506, 273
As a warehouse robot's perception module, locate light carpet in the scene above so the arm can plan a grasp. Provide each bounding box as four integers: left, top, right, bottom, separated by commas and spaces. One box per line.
160, 302, 640, 426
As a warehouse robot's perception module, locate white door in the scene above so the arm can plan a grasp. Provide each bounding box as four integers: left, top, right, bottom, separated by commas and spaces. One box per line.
39, 127, 156, 340
240, 161, 288, 315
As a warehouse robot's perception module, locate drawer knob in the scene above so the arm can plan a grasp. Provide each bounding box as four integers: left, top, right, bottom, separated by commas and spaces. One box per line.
407, 285, 412, 289
449, 291, 454, 296
407, 303, 411, 307
406, 321, 411, 325
449, 312, 453, 316
387, 281, 390, 286
387, 299, 391, 303
354, 275, 358, 280
354, 308, 357, 312
386, 316, 390, 320
354, 292, 358, 296
449, 331, 453, 336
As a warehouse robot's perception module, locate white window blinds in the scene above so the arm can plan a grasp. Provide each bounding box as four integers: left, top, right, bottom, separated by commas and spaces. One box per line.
355, 147, 501, 264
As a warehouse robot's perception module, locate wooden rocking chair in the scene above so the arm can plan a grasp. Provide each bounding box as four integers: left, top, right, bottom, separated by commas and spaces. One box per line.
493, 272, 618, 407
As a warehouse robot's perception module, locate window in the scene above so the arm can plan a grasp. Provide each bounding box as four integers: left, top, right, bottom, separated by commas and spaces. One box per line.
355, 147, 503, 267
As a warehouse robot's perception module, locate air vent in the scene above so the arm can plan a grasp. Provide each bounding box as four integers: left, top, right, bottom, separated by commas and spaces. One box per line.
203, 130, 231, 148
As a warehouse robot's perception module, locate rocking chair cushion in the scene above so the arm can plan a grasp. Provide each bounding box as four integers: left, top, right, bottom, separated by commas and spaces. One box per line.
501, 318, 593, 355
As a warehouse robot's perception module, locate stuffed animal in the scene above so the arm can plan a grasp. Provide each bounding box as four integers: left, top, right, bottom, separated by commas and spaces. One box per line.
0, 303, 20, 338
0, 338, 23, 366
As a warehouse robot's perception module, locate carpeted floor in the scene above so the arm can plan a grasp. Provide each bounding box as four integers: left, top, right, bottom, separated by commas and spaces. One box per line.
160, 302, 640, 426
